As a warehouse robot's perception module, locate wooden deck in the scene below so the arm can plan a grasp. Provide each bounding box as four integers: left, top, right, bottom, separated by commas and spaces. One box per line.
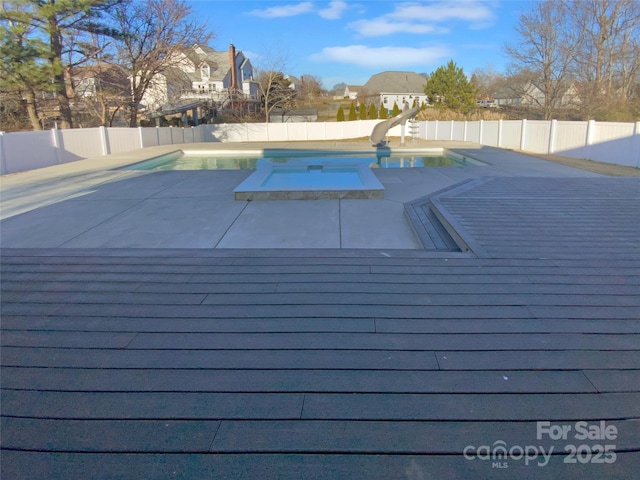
2, 177, 640, 478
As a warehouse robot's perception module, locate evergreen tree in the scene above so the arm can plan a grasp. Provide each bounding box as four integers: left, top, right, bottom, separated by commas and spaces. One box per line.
378, 103, 388, 119
336, 105, 345, 122
359, 101, 367, 120
1, 0, 123, 128
425, 60, 477, 113
0, 21, 52, 130
368, 103, 377, 119
391, 101, 401, 117
348, 102, 357, 121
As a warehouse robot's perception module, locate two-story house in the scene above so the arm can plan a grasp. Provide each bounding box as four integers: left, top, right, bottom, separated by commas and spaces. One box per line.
142, 44, 260, 114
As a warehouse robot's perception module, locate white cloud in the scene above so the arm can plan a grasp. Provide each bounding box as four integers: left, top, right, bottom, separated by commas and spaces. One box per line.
319, 1, 348, 20
350, 0, 496, 37
389, 1, 496, 23
248, 2, 314, 18
311, 45, 450, 68
350, 19, 448, 37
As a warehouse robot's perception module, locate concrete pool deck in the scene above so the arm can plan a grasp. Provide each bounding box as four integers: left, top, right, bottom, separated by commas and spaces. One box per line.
2, 139, 633, 250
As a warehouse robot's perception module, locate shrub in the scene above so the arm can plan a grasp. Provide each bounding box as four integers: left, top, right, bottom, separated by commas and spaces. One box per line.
348, 102, 357, 121
368, 103, 377, 119
391, 101, 401, 117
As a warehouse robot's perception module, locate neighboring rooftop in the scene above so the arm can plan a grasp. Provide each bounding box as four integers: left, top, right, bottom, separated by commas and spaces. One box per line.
364, 71, 428, 94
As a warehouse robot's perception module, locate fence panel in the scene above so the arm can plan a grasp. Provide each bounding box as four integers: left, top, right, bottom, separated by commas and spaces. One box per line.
106, 128, 141, 154
140, 128, 159, 147
425, 121, 437, 140
1, 131, 55, 174
325, 122, 346, 140
286, 123, 308, 141
481, 121, 499, 146
452, 122, 465, 141
586, 122, 638, 167
523, 121, 551, 153
554, 122, 588, 153
501, 121, 522, 149
59, 128, 103, 162
466, 122, 480, 143
156, 127, 173, 145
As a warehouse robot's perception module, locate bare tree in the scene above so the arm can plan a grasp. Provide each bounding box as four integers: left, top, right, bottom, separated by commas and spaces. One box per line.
470, 63, 504, 100
298, 74, 325, 100
505, 0, 575, 119
257, 69, 296, 122
566, 0, 640, 115
252, 49, 297, 122
113, 0, 212, 127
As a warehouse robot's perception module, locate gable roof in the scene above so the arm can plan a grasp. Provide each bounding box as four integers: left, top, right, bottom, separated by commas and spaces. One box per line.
179, 44, 248, 83
364, 71, 426, 94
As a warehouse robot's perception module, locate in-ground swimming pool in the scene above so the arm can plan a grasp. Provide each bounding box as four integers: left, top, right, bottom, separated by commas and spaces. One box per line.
122, 149, 484, 171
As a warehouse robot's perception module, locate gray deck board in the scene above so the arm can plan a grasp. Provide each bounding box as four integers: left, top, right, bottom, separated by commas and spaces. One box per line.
2, 173, 639, 480
3, 451, 639, 480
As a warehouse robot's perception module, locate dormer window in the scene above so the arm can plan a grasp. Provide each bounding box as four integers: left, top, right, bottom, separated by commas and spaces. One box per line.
200, 63, 210, 80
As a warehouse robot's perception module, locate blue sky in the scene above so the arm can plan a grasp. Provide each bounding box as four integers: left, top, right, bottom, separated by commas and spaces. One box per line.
188, 0, 532, 89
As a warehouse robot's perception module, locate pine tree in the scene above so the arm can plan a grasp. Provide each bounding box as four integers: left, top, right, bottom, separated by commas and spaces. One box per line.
378, 103, 388, 119
0, 0, 123, 128
368, 103, 377, 119
336, 105, 345, 122
348, 102, 357, 121
359, 101, 367, 120
391, 101, 401, 117
0, 23, 52, 130
425, 60, 477, 113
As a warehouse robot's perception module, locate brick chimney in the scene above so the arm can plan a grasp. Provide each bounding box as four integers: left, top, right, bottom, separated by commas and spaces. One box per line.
228, 44, 238, 91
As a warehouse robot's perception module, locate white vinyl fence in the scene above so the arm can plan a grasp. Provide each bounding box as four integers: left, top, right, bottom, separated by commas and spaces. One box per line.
1, 119, 638, 174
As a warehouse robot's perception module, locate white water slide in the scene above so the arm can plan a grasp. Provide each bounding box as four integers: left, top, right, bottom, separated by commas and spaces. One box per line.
369, 105, 420, 146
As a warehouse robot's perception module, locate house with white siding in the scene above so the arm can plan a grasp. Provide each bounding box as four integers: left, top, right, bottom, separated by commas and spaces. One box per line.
142, 44, 259, 114
364, 71, 428, 113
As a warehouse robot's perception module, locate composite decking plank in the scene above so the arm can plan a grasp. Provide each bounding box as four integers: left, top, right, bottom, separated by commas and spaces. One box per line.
0, 390, 304, 419
1, 368, 597, 394
1, 418, 220, 453
0, 331, 136, 349
49, 303, 535, 319
4, 418, 639, 454
6, 331, 635, 351
5, 316, 640, 334
0, 316, 377, 333
436, 351, 640, 370
2, 451, 639, 480
302, 392, 640, 421
4, 390, 640, 422
0, 347, 437, 370
209, 419, 640, 453
6, 290, 640, 307
6, 280, 637, 295
374, 319, 640, 334
122, 332, 640, 351
583, 370, 640, 393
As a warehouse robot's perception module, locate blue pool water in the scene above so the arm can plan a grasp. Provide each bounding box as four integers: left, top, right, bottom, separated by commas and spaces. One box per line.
124, 150, 483, 171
